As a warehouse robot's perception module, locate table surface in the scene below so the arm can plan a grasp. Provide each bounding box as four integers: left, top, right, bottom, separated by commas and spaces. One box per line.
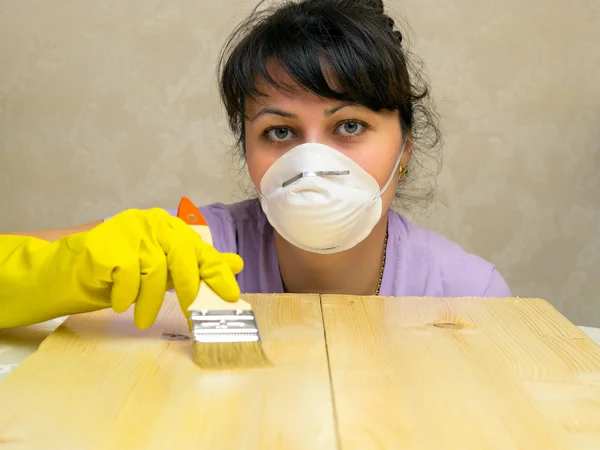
1, 296, 600, 450
2, 317, 599, 383
0, 316, 68, 382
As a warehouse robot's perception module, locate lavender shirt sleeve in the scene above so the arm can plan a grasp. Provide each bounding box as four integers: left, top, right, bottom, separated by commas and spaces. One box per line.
483, 268, 512, 297
382, 212, 514, 298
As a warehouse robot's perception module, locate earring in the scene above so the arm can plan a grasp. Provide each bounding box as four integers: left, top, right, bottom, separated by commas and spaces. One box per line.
398, 166, 409, 180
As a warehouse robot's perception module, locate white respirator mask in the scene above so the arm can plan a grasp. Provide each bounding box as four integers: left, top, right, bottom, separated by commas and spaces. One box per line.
258, 140, 406, 254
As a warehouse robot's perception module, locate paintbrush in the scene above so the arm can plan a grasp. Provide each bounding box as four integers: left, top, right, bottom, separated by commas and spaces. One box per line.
177, 196, 270, 370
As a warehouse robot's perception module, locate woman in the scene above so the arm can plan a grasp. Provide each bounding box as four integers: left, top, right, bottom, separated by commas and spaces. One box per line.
0, 0, 511, 330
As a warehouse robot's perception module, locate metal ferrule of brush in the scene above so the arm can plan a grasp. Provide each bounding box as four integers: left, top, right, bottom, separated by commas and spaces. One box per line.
190, 309, 263, 343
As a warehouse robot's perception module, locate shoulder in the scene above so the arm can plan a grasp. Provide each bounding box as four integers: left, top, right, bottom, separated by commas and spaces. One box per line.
199, 198, 266, 236
198, 198, 266, 253
388, 210, 511, 297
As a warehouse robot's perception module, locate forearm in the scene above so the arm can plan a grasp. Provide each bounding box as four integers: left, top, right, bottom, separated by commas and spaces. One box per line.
0, 236, 57, 327
0, 220, 103, 242
0, 234, 107, 328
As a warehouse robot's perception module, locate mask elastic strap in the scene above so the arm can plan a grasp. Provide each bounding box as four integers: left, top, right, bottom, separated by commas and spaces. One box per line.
367, 138, 408, 206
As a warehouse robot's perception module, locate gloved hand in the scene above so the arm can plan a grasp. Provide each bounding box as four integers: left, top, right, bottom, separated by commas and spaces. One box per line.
0, 208, 243, 329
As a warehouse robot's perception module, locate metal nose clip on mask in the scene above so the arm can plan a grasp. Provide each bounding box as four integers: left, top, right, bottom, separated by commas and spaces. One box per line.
281, 170, 350, 188
258, 140, 406, 254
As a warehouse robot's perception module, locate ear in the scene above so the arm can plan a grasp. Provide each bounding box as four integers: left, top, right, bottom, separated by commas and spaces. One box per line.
400, 136, 413, 168
406, 136, 414, 154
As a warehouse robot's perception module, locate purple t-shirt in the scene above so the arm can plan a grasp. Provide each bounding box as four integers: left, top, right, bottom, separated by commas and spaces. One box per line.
178, 198, 510, 297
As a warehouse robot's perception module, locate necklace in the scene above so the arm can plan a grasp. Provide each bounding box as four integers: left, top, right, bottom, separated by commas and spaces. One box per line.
279, 227, 389, 295
375, 227, 388, 295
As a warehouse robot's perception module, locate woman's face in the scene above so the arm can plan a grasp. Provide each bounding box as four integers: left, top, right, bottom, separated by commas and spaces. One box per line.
244, 68, 409, 212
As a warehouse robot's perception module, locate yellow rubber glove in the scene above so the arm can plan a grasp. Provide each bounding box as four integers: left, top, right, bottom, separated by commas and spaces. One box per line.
0, 208, 243, 330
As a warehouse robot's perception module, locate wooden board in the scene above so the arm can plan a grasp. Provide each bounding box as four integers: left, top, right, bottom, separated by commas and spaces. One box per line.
0, 293, 336, 450
2, 294, 600, 449
321, 295, 600, 449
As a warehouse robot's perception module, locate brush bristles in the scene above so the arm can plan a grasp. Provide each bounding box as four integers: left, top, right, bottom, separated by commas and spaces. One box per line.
192, 341, 272, 370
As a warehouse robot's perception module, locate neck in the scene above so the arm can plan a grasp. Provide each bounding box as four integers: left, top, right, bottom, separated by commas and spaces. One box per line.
274, 212, 389, 296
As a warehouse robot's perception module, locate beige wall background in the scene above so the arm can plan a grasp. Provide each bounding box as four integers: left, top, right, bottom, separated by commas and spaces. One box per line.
1, 1, 599, 326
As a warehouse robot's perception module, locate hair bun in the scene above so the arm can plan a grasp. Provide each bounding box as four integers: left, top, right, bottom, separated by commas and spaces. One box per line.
394, 30, 403, 45
364, 0, 385, 13
383, 14, 403, 45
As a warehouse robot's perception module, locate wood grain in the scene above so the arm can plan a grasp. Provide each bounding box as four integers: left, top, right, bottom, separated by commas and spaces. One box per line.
3, 294, 599, 449
0, 293, 336, 450
321, 295, 600, 450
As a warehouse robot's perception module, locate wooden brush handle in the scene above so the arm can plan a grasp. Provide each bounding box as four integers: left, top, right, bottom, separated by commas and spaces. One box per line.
189, 281, 252, 312
177, 197, 251, 312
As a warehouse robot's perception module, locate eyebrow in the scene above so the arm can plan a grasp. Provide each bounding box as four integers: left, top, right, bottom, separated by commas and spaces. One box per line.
250, 102, 358, 121
250, 108, 297, 121
324, 103, 355, 116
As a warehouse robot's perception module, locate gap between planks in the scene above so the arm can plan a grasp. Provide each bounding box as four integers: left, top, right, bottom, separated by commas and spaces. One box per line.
319, 296, 342, 450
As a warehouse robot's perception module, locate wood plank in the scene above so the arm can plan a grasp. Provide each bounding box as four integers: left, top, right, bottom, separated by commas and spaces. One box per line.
0, 293, 336, 450
321, 295, 600, 450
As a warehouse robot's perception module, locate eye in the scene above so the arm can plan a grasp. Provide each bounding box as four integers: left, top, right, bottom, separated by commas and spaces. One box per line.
265, 126, 294, 142
336, 120, 364, 136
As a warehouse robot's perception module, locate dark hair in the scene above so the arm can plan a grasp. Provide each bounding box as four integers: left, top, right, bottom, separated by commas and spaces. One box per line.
218, 0, 442, 209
